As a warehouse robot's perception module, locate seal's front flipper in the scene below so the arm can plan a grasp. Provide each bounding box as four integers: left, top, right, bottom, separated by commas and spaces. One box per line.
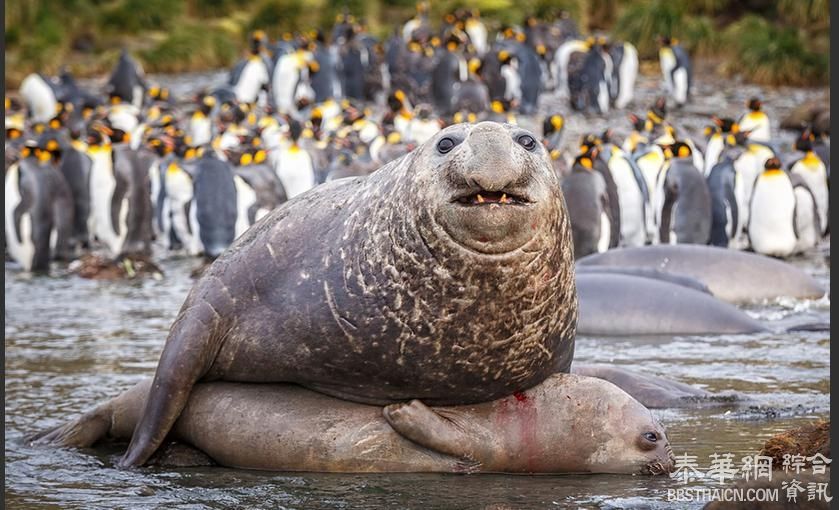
29, 379, 154, 448
383, 399, 483, 461
29, 407, 113, 448
118, 304, 222, 468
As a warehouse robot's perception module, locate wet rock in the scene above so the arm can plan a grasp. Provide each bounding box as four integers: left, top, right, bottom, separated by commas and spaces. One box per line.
761, 420, 830, 469
148, 441, 216, 468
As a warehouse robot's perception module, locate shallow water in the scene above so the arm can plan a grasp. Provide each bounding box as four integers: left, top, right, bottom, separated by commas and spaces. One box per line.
5, 73, 830, 509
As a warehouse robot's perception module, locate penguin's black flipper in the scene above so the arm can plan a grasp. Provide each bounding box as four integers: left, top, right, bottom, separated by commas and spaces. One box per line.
725, 179, 739, 241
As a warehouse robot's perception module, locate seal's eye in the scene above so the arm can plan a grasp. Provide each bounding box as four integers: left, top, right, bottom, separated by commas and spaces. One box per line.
517, 134, 536, 151
643, 432, 658, 443
437, 137, 456, 154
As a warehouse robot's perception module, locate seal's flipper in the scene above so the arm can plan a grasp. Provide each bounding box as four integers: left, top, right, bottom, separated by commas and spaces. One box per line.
29, 407, 112, 448
383, 399, 483, 461
30, 379, 153, 448
118, 305, 222, 468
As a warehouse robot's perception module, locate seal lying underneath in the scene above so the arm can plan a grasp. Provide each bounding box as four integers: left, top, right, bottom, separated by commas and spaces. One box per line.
32, 374, 674, 475
577, 245, 824, 304
118, 122, 577, 467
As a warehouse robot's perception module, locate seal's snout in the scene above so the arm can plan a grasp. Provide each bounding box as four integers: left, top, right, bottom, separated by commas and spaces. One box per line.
638, 428, 676, 475
462, 122, 526, 193
433, 122, 552, 255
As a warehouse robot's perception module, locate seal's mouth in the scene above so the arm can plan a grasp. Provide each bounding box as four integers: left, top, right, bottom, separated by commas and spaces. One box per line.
641, 443, 676, 476
452, 190, 532, 206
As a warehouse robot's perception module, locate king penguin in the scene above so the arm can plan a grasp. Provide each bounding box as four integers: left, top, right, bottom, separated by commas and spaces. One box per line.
789, 132, 829, 237
703, 117, 738, 176
748, 157, 797, 258
231, 30, 271, 105
561, 148, 613, 258
706, 132, 744, 247
658, 37, 691, 108
275, 118, 316, 199
19, 73, 59, 123
5, 140, 75, 271
790, 173, 821, 254
658, 142, 711, 245
85, 125, 128, 257
737, 97, 771, 143
607, 143, 648, 247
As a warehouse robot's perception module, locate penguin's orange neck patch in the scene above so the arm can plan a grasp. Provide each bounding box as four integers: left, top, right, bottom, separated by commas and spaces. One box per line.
802, 151, 821, 167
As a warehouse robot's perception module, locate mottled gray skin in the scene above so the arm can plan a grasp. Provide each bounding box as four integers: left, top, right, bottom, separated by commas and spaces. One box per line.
33, 374, 672, 475
576, 273, 767, 335
577, 244, 825, 304
118, 122, 577, 467
572, 364, 741, 409
575, 265, 711, 294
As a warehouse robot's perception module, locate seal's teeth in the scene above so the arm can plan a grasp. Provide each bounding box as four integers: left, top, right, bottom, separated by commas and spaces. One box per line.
500, 193, 508, 204
476, 194, 485, 203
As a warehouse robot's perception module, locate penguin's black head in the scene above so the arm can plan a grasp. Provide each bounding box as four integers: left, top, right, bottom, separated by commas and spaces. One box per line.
794, 131, 814, 152
659, 36, 672, 47
109, 128, 130, 144
6, 126, 22, 140
574, 149, 597, 171
712, 116, 738, 134
287, 118, 303, 141
387, 92, 405, 113
342, 104, 364, 125
628, 113, 646, 132
764, 158, 782, 171
147, 135, 172, 157
86, 123, 112, 146
579, 133, 602, 154
250, 30, 267, 54
747, 97, 762, 111
649, 97, 667, 122
667, 141, 692, 159
309, 109, 323, 129
37, 133, 63, 162
543, 115, 564, 137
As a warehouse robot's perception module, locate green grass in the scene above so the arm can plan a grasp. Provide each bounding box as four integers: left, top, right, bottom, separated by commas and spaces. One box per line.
3, 0, 830, 88
720, 15, 828, 86
100, 0, 185, 33
141, 22, 237, 73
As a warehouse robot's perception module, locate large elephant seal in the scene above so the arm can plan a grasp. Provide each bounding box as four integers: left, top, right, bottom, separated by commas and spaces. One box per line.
118, 122, 577, 467
576, 273, 767, 336
33, 374, 673, 475
577, 245, 824, 303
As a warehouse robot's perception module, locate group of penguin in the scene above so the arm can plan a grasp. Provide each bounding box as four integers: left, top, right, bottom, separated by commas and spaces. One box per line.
559, 96, 830, 259
3, 6, 828, 274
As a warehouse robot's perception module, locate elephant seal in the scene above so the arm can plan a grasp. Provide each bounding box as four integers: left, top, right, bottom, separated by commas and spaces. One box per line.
575, 265, 711, 294
576, 273, 767, 336
577, 245, 825, 303
572, 364, 742, 409
118, 122, 577, 467
32, 374, 673, 475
